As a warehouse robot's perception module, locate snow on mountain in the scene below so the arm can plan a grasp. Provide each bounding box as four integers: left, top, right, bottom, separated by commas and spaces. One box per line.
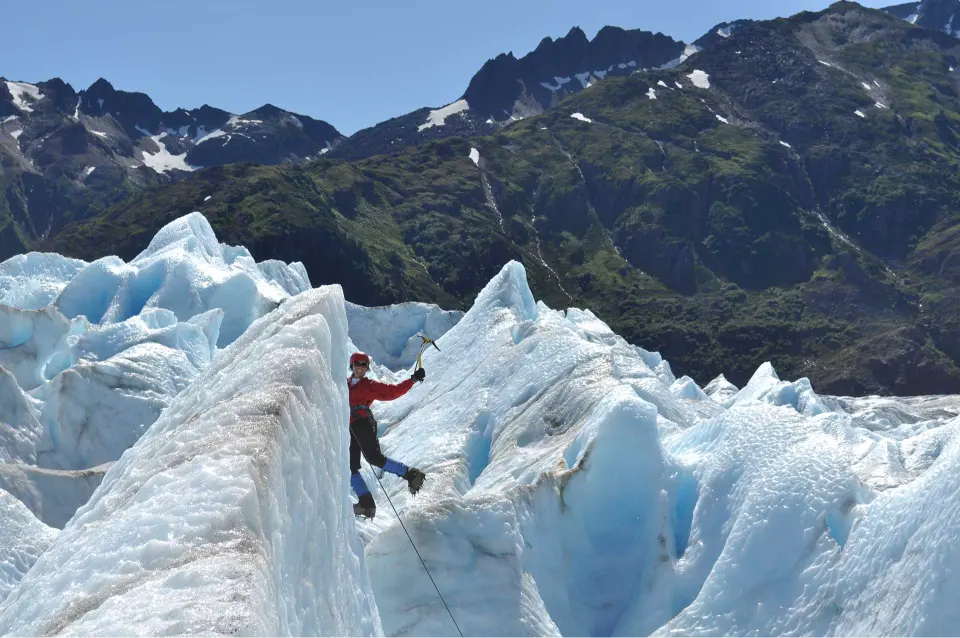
885, 0, 960, 37
4, 81, 43, 113
1, 214, 960, 634
139, 132, 196, 173
417, 99, 470, 132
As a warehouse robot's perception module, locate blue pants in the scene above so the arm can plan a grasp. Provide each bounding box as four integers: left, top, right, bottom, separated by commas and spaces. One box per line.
349, 417, 407, 496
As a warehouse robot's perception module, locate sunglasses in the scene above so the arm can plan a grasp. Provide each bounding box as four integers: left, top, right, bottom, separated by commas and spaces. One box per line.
353, 362, 368, 368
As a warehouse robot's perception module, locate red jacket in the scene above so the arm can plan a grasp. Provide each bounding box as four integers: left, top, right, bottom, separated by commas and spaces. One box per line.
347, 376, 415, 423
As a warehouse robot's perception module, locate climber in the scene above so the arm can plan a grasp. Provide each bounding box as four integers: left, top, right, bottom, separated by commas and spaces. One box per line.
347, 351, 426, 518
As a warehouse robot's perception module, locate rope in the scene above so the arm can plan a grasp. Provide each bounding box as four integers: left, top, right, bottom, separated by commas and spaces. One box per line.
368, 469, 465, 638
352, 334, 462, 635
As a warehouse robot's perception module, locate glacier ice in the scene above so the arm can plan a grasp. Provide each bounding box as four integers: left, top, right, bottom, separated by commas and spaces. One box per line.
0, 285, 380, 636
2, 212, 960, 636
0, 305, 222, 471
0, 212, 308, 532
345, 300, 462, 370
53, 212, 310, 347
0, 463, 108, 529
347, 262, 960, 636
0, 488, 56, 604
0, 253, 86, 310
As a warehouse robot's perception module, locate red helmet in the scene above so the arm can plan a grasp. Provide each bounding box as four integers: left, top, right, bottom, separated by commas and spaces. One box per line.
350, 351, 371, 367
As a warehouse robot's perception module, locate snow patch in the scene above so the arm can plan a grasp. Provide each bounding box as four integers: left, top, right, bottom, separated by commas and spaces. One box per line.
195, 128, 226, 144
469, 147, 480, 165
140, 133, 196, 174
716, 114, 729, 124
660, 44, 701, 70
780, 140, 792, 148
225, 115, 263, 128
647, 87, 657, 100
657, 80, 669, 88
855, 109, 866, 118
540, 76, 573, 92
570, 112, 592, 123
4, 81, 43, 113
687, 70, 710, 88
417, 99, 470, 132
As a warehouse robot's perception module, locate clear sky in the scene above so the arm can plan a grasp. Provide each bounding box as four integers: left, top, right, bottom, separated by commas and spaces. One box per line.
3, 0, 892, 135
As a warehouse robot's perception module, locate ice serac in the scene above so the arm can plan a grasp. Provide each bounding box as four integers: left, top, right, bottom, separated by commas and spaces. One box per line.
0, 304, 88, 392
726, 360, 828, 415
0, 253, 87, 310
361, 261, 689, 636
53, 211, 308, 347
703, 373, 738, 402
0, 304, 222, 473
345, 300, 463, 369
346, 259, 960, 637
0, 285, 381, 636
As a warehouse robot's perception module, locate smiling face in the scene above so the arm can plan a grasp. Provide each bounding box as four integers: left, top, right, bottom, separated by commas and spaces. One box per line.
351, 360, 369, 379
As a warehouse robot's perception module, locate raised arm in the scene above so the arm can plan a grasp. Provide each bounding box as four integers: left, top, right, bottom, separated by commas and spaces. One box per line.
365, 377, 416, 402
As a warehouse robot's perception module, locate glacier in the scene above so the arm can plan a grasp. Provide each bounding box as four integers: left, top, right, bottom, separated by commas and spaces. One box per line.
1, 212, 959, 635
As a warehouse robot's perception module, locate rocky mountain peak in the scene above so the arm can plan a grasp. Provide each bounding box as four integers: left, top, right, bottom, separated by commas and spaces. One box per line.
884, 0, 960, 35
461, 23, 686, 122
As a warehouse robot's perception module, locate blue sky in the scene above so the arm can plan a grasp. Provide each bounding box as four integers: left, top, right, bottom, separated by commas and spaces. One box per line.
3, 0, 891, 135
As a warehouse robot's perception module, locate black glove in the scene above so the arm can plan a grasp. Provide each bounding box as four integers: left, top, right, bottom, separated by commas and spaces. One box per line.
412, 368, 425, 382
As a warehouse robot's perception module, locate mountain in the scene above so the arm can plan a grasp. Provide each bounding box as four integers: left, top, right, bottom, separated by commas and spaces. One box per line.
3, 221, 960, 633
327, 25, 691, 160
0, 77, 343, 260
884, 0, 960, 34
45, 1, 960, 397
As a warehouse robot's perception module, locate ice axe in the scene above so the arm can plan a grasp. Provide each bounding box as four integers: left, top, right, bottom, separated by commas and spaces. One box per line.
415, 333, 440, 371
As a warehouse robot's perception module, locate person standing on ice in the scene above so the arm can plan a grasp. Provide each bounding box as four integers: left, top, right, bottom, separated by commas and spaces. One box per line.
347, 351, 426, 518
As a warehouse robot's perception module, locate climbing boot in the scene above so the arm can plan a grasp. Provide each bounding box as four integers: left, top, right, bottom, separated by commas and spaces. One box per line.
353, 492, 376, 518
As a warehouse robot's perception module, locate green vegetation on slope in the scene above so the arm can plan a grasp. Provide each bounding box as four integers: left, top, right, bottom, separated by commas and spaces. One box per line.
45, 2, 960, 394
